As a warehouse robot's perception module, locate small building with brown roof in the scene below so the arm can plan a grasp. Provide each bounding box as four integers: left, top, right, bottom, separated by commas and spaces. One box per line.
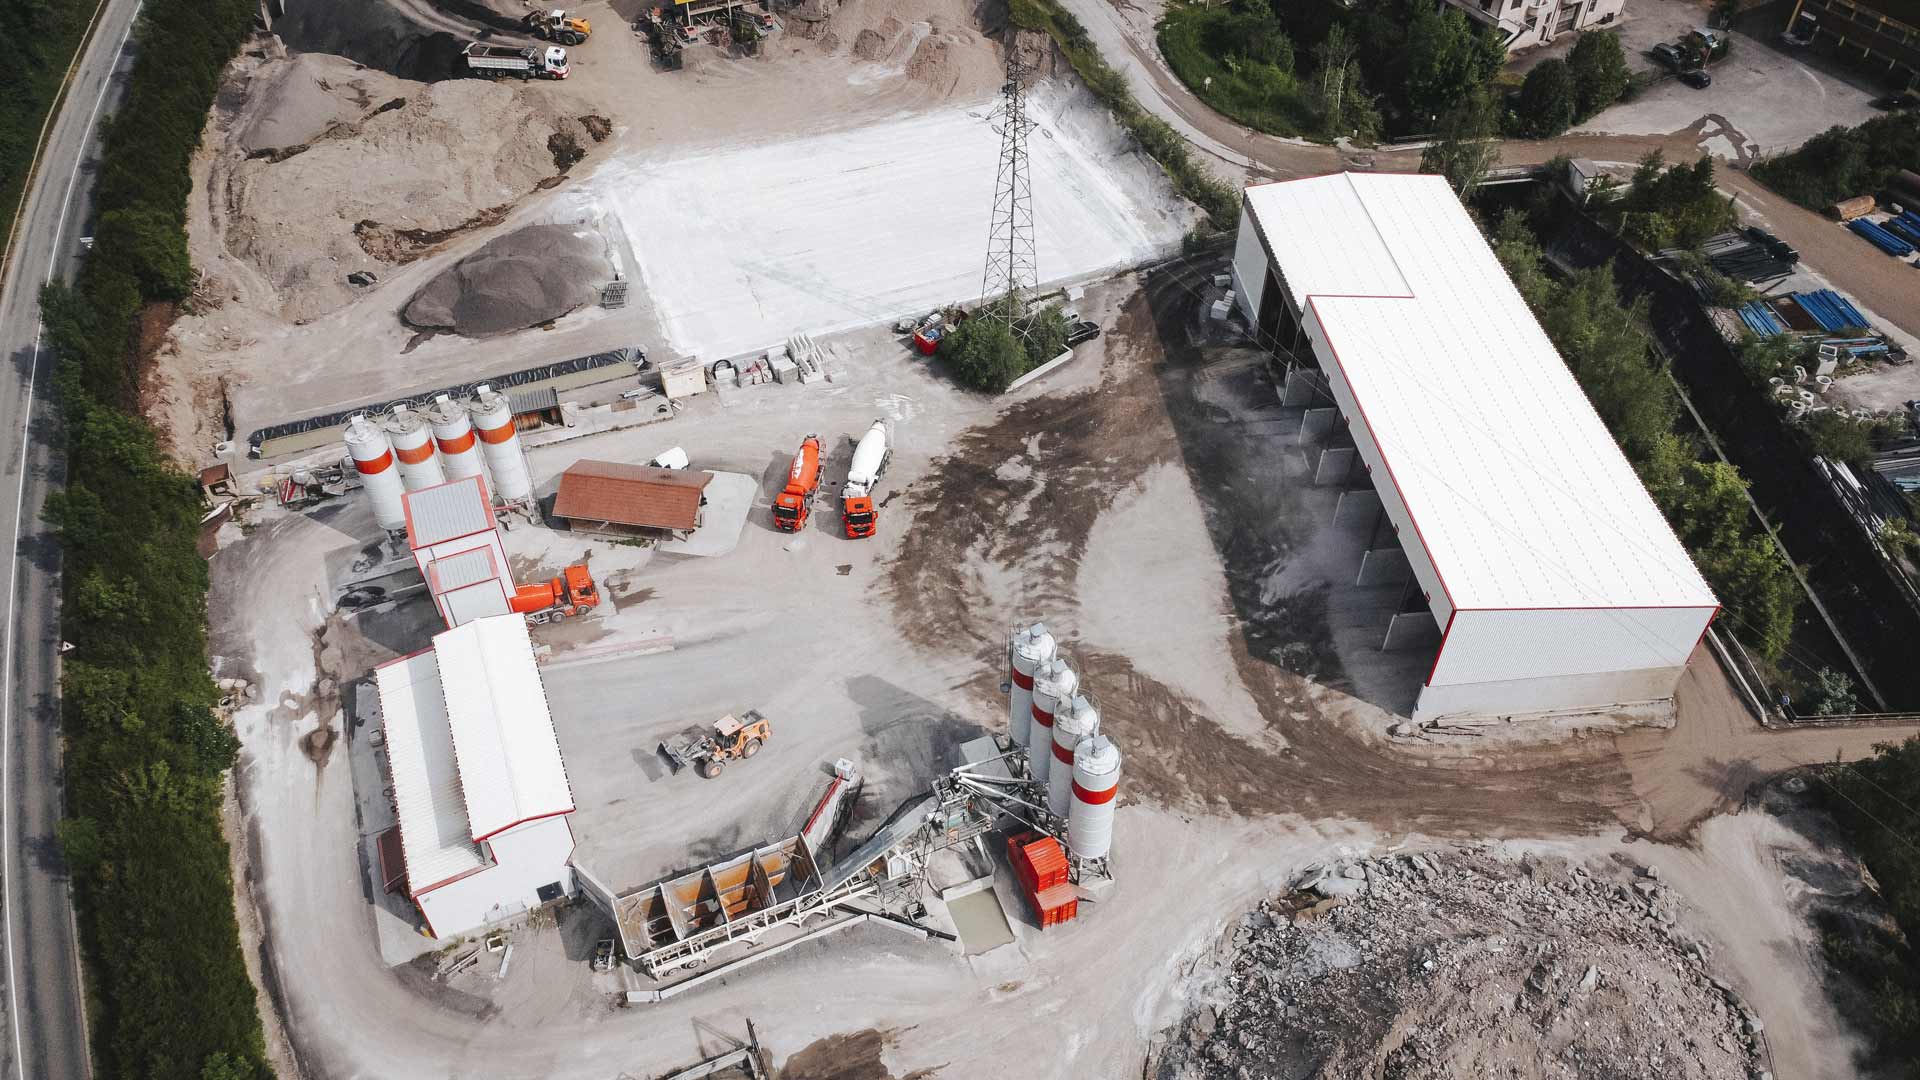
552, 460, 713, 538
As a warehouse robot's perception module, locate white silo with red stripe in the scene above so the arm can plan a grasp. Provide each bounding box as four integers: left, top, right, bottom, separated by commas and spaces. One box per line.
469, 384, 533, 503
344, 413, 406, 532
428, 393, 489, 484
1027, 657, 1077, 787
1068, 734, 1120, 861
1048, 694, 1100, 817
387, 404, 445, 491
1007, 622, 1055, 749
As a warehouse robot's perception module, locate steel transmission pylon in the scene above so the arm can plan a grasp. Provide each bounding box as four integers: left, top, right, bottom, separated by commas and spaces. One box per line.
979, 45, 1037, 334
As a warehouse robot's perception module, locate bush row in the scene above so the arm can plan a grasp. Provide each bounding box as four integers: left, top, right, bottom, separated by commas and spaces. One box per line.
1010, 0, 1238, 231
38, 0, 273, 1078
0, 1, 97, 257
1750, 112, 1920, 211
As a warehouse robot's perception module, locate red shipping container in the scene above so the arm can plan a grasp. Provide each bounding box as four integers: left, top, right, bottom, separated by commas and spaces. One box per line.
1033, 882, 1078, 927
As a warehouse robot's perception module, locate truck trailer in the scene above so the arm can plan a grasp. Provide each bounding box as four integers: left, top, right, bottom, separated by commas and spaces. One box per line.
463, 42, 570, 80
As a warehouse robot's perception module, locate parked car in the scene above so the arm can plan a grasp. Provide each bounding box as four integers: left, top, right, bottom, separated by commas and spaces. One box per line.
1651, 42, 1685, 70
1066, 320, 1100, 347
1680, 68, 1712, 89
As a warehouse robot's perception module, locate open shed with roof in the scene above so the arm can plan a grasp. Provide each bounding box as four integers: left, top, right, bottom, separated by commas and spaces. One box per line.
551, 460, 714, 538
1230, 172, 1718, 721
374, 614, 577, 938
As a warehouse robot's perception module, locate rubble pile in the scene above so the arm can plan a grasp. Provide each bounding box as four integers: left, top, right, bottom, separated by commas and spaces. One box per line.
1157, 848, 1769, 1080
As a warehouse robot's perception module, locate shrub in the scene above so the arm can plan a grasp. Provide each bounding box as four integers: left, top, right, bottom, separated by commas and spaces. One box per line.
1515, 59, 1577, 138
940, 315, 1030, 392
1567, 31, 1630, 119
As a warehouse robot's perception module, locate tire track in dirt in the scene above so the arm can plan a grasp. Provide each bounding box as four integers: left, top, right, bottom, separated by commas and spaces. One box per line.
887, 269, 1642, 837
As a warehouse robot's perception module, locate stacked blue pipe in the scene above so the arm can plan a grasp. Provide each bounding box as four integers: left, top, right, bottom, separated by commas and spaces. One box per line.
1787, 290, 1871, 332
1849, 218, 1916, 256
1889, 211, 1920, 247
1737, 301, 1785, 337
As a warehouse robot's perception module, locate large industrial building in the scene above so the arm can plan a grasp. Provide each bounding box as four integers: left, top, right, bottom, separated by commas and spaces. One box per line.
1230, 172, 1718, 721
376, 614, 577, 938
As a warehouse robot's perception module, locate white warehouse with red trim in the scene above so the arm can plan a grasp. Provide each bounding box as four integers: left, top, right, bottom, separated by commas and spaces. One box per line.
1229, 172, 1719, 721
376, 614, 576, 939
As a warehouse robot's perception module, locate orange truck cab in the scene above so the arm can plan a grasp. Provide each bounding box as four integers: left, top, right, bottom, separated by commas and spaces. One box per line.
772, 435, 822, 532
510, 563, 599, 623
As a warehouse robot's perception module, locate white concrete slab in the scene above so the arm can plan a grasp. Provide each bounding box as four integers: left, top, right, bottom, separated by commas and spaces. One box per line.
658, 470, 756, 557
597, 84, 1193, 358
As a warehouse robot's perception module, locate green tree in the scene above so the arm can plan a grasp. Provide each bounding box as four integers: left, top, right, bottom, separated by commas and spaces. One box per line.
1566, 31, 1630, 119
1313, 24, 1359, 133
1402, 2, 1506, 125
1804, 668, 1860, 715
939, 316, 1030, 392
1515, 59, 1577, 138
1018, 304, 1071, 366
1421, 89, 1500, 195
1536, 264, 1677, 460
1804, 410, 1875, 469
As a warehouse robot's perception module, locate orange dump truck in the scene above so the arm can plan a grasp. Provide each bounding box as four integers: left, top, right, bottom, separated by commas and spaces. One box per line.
510, 563, 600, 624
772, 434, 822, 532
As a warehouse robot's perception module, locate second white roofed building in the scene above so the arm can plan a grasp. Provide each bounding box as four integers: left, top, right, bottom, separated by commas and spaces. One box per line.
376, 614, 576, 938
1230, 172, 1718, 721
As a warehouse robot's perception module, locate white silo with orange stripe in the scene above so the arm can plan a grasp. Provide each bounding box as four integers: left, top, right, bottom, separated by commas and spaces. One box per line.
344, 413, 406, 532
1048, 694, 1100, 817
1027, 657, 1077, 787
469, 384, 533, 503
386, 404, 445, 491
1068, 734, 1120, 861
428, 394, 489, 485
1007, 622, 1055, 750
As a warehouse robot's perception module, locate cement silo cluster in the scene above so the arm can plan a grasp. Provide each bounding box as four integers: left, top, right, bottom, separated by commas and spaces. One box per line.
340, 383, 535, 535
1006, 622, 1120, 872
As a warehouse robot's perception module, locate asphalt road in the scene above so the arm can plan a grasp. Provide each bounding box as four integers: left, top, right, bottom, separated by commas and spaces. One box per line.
0, 0, 146, 1077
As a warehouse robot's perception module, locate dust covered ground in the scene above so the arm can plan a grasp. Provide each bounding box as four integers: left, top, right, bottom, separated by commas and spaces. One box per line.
206, 261, 1920, 1078
1153, 847, 1764, 1080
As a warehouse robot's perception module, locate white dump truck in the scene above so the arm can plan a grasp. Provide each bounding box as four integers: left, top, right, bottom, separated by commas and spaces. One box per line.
462, 43, 570, 80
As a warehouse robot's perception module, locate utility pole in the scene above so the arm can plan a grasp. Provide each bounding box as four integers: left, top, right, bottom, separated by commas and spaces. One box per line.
979, 43, 1037, 337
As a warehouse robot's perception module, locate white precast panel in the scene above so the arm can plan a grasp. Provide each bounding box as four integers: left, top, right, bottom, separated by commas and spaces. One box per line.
388, 405, 447, 491
429, 394, 490, 484
1027, 658, 1077, 787
344, 413, 406, 531
1007, 622, 1056, 748
1068, 734, 1120, 860
470, 385, 533, 502
1048, 694, 1100, 817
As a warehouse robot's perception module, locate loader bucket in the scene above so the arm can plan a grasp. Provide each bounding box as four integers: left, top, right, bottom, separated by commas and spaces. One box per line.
656, 742, 685, 774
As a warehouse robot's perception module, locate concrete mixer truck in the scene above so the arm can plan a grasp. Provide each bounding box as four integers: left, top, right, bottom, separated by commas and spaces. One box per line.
772, 434, 822, 532
841, 421, 891, 539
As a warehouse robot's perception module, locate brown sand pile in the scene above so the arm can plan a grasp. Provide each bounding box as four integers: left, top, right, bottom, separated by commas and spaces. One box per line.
790, 0, 1002, 94
401, 223, 610, 337
238, 53, 405, 154
222, 74, 596, 323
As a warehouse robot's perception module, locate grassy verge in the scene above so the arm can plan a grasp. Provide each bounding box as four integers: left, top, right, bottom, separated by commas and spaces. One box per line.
1155, 5, 1320, 140
0, 0, 101, 273
1009, 0, 1238, 231
38, 0, 274, 1077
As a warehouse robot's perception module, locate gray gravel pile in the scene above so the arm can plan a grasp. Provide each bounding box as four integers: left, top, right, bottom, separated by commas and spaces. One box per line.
402, 224, 611, 337
1155, 848, 1771, 1080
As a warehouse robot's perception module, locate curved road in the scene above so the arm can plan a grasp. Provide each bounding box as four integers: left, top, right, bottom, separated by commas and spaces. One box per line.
0, 0, 144, 1077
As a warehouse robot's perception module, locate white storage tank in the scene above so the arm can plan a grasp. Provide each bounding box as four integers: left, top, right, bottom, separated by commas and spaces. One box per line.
470, 384, 533, 503
428, 394, 489, 484
1048, 694, 1101, 817
386, 405, 445, 491
1067, 734, 1120, 861
1027, 658, 1078, 786
344, 413, 406, 532
1007, 622, 1055, 749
